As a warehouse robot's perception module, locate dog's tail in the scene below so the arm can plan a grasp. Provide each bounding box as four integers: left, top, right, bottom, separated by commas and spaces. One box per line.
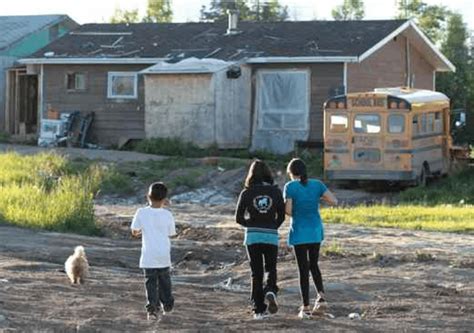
74, 245, 85, 256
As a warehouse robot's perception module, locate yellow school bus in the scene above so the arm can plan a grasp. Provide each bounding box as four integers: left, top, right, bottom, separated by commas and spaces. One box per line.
323, 88, 451, 185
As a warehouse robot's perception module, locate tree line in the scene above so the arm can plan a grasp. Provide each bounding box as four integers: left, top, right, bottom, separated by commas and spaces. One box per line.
110, 0, 473, 144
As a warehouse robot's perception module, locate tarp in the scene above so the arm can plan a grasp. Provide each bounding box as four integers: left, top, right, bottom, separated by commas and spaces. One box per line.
141, 57, 233, 74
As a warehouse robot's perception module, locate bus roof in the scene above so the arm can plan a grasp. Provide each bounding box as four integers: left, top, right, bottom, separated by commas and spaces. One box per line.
373, 87, 449, 104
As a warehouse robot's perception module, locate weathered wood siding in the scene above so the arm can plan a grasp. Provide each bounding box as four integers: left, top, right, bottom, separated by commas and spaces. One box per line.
42, 64, 151, 145
250, 63, 344, 145
348, 36, 435, 92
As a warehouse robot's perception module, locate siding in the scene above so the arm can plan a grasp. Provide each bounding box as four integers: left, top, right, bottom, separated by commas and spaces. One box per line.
348, 36, 435, 92
42, 64, 151, 145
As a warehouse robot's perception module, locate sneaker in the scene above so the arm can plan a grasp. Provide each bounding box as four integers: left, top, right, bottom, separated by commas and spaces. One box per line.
253, 312, 270, 320
162, 304, 173, 315
298, 306, 312, 319
265, 292, 278, 314
313, 295, 328, 314
147, 312, 158, 321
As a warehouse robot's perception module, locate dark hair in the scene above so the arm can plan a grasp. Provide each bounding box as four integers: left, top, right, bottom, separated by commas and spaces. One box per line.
287, 158, 308, 185
147, 182, 168, 201
244, 159, 274, 188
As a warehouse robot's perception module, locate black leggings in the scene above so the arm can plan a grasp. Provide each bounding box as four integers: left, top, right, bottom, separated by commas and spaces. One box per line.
294, 243, 324, 306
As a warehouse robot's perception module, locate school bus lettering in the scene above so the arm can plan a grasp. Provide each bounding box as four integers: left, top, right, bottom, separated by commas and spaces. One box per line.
350, 97, 386, 108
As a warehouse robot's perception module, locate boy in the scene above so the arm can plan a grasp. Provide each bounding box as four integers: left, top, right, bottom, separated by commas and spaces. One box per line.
131, 182, 176, 321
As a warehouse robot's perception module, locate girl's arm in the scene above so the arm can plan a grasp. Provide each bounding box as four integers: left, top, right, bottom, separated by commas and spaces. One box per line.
285, 198, 293, 216
321, 189, 338, 206
235, 191, 249, 227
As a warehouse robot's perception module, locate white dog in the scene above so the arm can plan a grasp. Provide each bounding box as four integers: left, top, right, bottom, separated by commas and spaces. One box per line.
65, 246, 89, 284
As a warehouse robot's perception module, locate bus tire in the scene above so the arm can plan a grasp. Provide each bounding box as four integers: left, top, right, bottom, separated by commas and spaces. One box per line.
417, 165, 428, 187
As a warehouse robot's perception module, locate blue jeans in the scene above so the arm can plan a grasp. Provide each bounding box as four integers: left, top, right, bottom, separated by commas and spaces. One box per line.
143, 267, 174, 313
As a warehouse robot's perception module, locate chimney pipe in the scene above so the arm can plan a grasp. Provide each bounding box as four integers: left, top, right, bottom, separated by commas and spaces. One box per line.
226, 9, 240, 35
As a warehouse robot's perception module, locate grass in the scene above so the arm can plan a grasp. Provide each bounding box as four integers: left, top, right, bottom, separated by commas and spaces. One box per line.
0, 152, 104, 235
399, 168, 474, 205
127, 137, 324, 176
322, 204, 474, 233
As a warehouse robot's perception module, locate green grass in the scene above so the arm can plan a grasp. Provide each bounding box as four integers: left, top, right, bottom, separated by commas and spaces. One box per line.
322, 204, 474, 233
0, 152, 104, 235
399, 168, 474, 205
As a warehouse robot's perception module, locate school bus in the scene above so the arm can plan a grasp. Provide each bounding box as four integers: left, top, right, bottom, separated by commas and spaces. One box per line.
323, 88, 452, 185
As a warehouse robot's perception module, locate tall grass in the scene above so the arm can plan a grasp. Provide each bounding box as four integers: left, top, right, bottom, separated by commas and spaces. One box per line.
0, 152, 103, 235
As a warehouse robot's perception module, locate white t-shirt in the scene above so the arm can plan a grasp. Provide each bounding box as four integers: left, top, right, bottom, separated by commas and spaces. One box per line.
131, 207, 176, 268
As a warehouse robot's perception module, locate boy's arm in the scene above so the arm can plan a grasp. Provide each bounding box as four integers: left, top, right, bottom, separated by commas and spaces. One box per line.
130, 210, 142, 238
168, 214, 177, 238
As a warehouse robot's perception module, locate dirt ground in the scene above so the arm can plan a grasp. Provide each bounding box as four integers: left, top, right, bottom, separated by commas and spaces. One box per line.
1, 201, 473, 332
0, 145, 473, 331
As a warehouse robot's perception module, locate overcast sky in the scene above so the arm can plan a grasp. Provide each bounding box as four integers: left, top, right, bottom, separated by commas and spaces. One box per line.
1, 0, 473, 29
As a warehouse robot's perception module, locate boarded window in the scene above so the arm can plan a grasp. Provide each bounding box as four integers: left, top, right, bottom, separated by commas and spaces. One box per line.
354, 114, 381, 133
66, 73, 86, 90
388, 114, 405, 133
354, 148, 381, 163
427, 113, 435, 133
107, 72, 137, 99
420, 114, 427, 133
258, 71, 309, 130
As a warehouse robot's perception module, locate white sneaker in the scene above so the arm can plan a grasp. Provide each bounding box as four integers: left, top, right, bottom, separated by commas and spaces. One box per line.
313, 295, 328, 314
265, 292, 278, 314
298, 307, 312, 319
253, 312, 270, 320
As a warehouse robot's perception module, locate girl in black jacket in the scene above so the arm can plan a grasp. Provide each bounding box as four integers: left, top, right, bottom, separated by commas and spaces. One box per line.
235, 160, 285, 319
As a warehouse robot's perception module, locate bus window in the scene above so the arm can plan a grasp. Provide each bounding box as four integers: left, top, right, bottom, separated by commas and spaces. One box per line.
427, 113, 435, 133
388, 114, 405, 133
434, 112, 443, 133
330, 114, 348, 132
354, 114, 381, 133
413, 115, 419, 134
421, 114, 427, 133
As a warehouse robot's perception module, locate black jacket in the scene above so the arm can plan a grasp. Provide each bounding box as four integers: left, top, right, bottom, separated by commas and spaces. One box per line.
235, 183, 285, 230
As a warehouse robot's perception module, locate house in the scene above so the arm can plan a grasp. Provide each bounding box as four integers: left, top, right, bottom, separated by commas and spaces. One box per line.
17, 18, 454, 153
0, 15, 78, 137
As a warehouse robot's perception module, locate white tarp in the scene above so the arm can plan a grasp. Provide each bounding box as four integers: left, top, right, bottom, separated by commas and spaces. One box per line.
251, 70, 310, 154
141, 57, 233, 74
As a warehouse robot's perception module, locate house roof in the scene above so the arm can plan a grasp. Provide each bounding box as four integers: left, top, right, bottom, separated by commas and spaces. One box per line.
0, 15, 70, 51
19, 19, 454, 71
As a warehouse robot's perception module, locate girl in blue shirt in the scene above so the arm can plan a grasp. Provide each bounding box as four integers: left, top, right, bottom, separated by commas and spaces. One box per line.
284, 158, 337, 319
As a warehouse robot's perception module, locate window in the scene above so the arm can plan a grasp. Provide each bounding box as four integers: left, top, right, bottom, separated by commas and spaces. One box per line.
330, 114, 348, 132
413, 115, 419, 134
388, 114, 405, 133
354, 114, 381, 133
258, 70, 309, 130
66, 73, 86, 91
427, 113, 435, 133
434, 112, 443, 133
107, 72, 138, 99
420, 114, 427, 133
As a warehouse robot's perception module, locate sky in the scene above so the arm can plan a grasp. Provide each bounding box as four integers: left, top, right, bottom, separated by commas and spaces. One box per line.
1, 0, 473, 30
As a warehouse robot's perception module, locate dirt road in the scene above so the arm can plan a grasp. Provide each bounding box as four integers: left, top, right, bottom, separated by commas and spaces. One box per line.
1, 203, 473, 332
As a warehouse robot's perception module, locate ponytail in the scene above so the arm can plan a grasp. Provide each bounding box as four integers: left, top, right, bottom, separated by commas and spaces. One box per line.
287, 158, 308, 186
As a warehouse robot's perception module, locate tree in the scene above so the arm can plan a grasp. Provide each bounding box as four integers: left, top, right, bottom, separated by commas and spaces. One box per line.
110, 0, 173, 24
436, 14, 472, 143
143, 0, 173, 23
200, 0, 288, 22
396, 0, 450, 44
331, 0, 365, 21
110, 7, 140, 23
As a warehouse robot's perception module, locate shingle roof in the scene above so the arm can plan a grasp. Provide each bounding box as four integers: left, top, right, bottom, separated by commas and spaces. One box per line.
0, 15, 68, 51
28, 20, 408, 61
